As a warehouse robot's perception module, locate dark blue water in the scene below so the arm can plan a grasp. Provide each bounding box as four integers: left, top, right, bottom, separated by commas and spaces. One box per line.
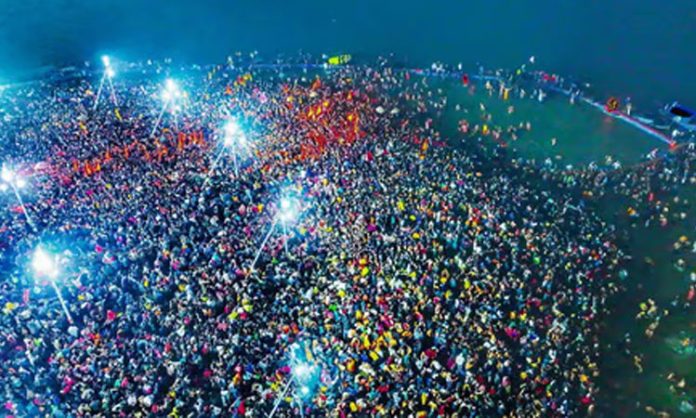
1, 0, 695, 108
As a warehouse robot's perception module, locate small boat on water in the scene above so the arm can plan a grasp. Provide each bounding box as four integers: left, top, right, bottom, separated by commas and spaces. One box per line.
663, 102, 696, 132
327, 54, 351, 66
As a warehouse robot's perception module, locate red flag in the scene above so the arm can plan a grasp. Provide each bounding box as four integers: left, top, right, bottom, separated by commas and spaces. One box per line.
106, 310, 117, 322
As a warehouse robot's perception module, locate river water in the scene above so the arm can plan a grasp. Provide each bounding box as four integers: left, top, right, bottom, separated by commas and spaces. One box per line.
1, 0, 696, 109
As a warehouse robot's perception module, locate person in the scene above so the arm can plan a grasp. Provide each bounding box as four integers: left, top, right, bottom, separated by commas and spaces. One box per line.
1, 52, 687, 418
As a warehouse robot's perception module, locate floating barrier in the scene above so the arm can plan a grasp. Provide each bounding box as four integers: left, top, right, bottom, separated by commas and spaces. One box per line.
545, 85, 676, 147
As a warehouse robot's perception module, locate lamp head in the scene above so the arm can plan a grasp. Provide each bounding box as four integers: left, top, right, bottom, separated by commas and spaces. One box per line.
279, 197, 300, 223
224, 120, 240, 137
32, 248, 58, 279
15, 177, 26, 189
292, 363, 313, 380
1, 165, 13, 183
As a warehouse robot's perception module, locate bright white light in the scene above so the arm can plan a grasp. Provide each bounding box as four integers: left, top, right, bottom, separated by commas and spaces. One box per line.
224, 120, 240, 137
101, 55, 110, 67
284, 212, 298, 223
0, 184, 8, 192
293, 363, 313, 380
279, 198, 299, 223
300, 386, 310, 396
162, 79, 179, 101
106, 67, 115, 78
15, 177, 26, 189
1, 165, 13, 183
238, 133, 248, 147
223, 120, 247, 148
32, 248, 58, 279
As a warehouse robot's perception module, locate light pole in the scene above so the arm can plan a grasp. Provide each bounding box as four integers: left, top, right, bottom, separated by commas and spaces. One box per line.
151, 78, 180, 137
203, 119, 247, 188
249, 197, 300, 273
268, 355, 318, 418
94, 55, 118, 111
223, 119, 248, 177
1, 164, 36, 231
249, 216, 279, 273
32, 247, 73, 324
279, 198, 292, 258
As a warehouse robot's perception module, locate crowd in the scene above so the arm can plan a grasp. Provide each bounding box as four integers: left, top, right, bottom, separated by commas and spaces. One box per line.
1, 55, 684, 417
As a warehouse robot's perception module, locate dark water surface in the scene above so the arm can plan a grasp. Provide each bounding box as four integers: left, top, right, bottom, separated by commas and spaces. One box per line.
1, 0, 696, 108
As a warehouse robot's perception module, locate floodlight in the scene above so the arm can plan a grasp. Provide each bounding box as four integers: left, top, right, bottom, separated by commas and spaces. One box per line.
279, 198, 300, 223
293, 363, 312, 380
224, 120, 240, 137
1, 165, 13, 183
32, 248, 58, 279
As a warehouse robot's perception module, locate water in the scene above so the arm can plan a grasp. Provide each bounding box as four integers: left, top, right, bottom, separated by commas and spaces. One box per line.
2, 0, 696, 108
441, 85, 658, 165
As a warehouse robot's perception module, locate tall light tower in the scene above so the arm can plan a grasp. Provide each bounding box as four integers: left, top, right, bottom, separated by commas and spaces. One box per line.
93, 55, 118, 111
1, 164, 36, 231
32, 247, 73, 324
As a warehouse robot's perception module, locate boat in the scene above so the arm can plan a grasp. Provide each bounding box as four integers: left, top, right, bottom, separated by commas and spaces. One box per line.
663, 102, 696, 132
327, 54, 351, 66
